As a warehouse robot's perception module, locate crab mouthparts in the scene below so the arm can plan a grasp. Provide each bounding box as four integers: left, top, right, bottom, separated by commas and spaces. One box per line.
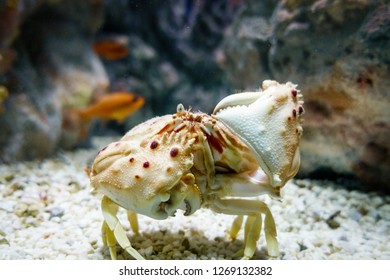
159, 199, 192, 217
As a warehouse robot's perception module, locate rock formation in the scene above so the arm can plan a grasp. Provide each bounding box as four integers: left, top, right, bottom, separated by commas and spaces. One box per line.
0, 0, 108, 161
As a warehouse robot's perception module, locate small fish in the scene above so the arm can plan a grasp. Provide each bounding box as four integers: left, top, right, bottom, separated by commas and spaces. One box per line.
0, 85, 9, 113
79, 92, 144, 122
92, 37, 129, 60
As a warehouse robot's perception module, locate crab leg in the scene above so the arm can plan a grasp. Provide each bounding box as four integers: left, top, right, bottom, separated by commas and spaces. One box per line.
127, 211, 139, 235
243, 214, 262, 259
102, 221, 119, 259
229, 215, 243, 240
211, 198, 279, 259
101, 196, 144, 260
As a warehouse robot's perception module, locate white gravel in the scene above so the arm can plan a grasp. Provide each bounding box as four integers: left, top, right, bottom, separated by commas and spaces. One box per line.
0, 137, 389, 260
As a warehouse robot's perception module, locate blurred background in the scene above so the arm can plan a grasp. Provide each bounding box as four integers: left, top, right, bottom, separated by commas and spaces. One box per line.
0, 0, 389, 193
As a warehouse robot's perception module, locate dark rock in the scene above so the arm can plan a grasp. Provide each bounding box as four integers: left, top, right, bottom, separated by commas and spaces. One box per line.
220, 0, 277, 89
98, 0, 241, 127
326, 210, 341, 229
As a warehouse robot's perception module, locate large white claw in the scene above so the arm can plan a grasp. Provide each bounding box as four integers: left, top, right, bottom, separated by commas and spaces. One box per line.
213, 80, 304, 188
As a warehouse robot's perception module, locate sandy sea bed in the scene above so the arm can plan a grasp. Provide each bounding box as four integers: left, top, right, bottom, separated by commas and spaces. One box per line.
0, 137, 389, 260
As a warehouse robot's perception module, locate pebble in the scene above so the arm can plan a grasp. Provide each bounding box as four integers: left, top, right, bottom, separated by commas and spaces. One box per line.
162, 244, 173, 253
14, 203, 29, 217
140, 246, 153, 257
49, 207, 65, 219
378, 204, 390, 220
0, 237, 10, 245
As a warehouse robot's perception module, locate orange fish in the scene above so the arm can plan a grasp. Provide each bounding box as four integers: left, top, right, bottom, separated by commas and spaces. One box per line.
79, 92, 144, 122
0, 85, 8, 113
92, 38, 129, 60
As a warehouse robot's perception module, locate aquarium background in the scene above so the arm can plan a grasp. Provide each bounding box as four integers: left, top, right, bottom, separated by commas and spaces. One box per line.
0, 0, 389, 260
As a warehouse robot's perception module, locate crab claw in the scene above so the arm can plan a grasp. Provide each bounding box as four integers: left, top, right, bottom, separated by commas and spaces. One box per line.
162, 173, 202, 217
213, 80, 304, 188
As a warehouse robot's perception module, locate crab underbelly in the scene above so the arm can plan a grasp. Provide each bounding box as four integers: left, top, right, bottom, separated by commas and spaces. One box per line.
204, 134, 278, 198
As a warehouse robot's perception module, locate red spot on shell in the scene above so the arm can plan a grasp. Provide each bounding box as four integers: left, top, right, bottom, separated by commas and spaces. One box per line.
170, 147, 179, 157
135, 175, 140, 179
129, 157, 135, 163
291, 89, 297, 97
99, 145, 108, 153
150, 140, 158, 149
299, 106, 304, 115
292, 109, 297, 117
143, 161, 150, 168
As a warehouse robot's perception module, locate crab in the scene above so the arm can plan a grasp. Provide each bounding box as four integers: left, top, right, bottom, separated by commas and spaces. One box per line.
89, 80, 304, 260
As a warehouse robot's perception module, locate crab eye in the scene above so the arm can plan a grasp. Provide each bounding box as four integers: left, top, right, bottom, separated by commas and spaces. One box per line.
177, 104, 185, 113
